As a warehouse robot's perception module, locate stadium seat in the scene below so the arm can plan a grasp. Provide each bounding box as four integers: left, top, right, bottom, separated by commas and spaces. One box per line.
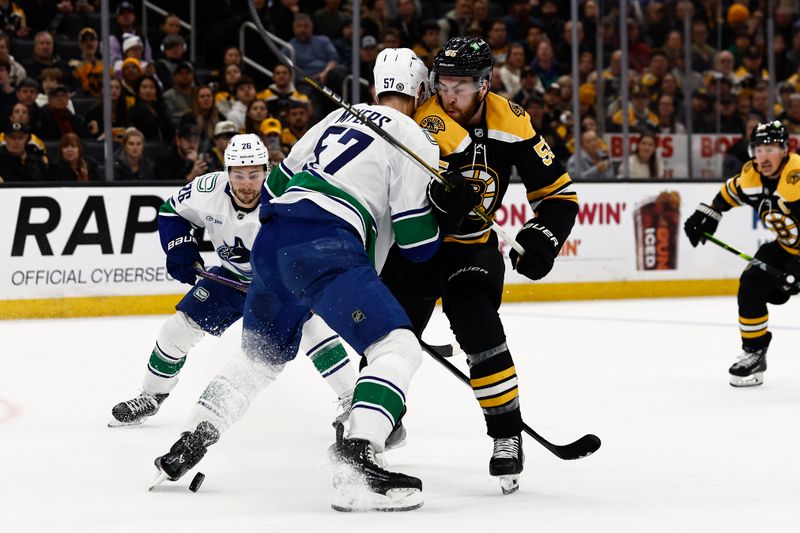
144, 141, 168, 162
56, 39, 81, 62
72, 97, 96, 120
11, 39, 34, 63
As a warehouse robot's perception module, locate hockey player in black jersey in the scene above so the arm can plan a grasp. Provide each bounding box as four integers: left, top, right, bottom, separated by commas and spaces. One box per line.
684, 120, 800, 387
380, 37, 579, 494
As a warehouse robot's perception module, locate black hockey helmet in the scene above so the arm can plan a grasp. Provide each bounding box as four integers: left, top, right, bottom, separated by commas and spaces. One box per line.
432, 36, 494, 87
751, 120, 789, 152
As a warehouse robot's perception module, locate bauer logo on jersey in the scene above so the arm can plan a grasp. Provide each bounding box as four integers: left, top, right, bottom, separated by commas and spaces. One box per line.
217, 236, 250, 264
420, 115, 446, 134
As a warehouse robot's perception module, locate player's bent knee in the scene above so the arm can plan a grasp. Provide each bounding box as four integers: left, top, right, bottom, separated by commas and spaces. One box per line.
364, 328, 422, 375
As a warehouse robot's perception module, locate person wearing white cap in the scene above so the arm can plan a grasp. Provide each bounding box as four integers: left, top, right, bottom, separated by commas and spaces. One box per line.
202, 120, 238, 172
113, 33, 151, 79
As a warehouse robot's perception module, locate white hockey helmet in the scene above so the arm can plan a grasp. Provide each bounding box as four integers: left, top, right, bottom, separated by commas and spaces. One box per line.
224, 133, 269, 168
373, 48, 430, 105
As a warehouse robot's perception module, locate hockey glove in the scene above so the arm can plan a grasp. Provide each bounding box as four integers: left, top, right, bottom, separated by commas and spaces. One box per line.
509, 221, 559, 281
428, 171, 482, 217
683, 203, 722, 247
165, 236, 203, 285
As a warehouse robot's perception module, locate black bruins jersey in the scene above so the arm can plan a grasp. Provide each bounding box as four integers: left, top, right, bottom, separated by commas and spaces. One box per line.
713, 153, 800, 256
415, 91, 578, 246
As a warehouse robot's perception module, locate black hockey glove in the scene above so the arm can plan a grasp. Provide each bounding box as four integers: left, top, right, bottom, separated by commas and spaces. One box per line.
509, 221, 559, 281
683, 203, 722, 247
428, 171, 482, 217
165, 235, 203, 285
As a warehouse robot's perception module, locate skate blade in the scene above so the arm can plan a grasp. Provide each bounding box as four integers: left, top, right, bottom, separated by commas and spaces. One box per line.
148, 472, 169, 491
331, 487, 423, 512
107, 417, 145, 428
498, 475, 520, 495
729, 372, 763, 387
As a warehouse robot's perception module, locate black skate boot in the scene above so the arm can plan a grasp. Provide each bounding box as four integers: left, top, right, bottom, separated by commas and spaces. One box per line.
153, 421, 220, 485
108, 392, 169, 427
328, 437, 423, 512
489, 435, 524, 495
729, 346, 767, 387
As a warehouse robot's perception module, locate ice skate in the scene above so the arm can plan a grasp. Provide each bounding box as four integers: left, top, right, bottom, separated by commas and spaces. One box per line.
328, 437, 423, 512
333, 400, 407, 452
489, 435, 523, 495
729, 346, 767, 387
152, 421, 220, 488
109, 392, 169, 427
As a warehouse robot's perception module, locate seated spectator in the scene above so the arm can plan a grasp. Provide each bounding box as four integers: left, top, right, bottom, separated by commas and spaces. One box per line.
85, 78, 131, 141
49, 132, 99, 181
153, 12, 187, 61
609, 86, 659, 133
129, 75, 173, 142
208, 46, 243, 91
36, 68, 75, 114
119, 57, 143, 104
5, 78, 43, 133
412, 19, 441, 70
214, 63, 242, 117
163, 61, 195, 126
257, 63, 310, 122
283, 14, 340, 114
438, 0, 473, 42
618, 131, 664, 179
513, 66, 543, 104
783, 93, 800, 134
280, 100, 311, 154
487, 19, 510, 66
0, 32, 26, 85
157, 122, 207, 181
389, 0, 422, 48
113, 34, 152, 81
723, 114, 760, 178
718, 94, 744, 133
182, 85, 224, 153
313, 0, 347, 40
243, 98, 268, 134
567, 129, 614, 180
499, 43, 526, 100
1, 101, 45, 152
0, 0, 29, 38
154, 34, 188, 91
0, 59, 15, 111
225, 76, 257, 130
22, 31, 70, 86
46, 0, 86, 41
38, 85, 88, 140
202, 120, 236, 173
109, 1, 153, 65
656, 94, 686, 134
531, 40, 559, 88
0, 122, 47, 182
733, 46, 769, 92
70, 27, 104, 97
113, 126, 157, 181
260, 117, 283, 163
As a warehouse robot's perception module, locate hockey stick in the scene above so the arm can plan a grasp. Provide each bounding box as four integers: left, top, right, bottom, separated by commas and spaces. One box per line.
245, 0, 524, 255
194, 266, 249, 293
421, 341, 601, 460
703, 233, 797, 285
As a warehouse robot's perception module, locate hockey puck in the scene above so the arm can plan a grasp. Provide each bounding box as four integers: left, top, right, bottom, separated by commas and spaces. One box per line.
189, 472, 205, 492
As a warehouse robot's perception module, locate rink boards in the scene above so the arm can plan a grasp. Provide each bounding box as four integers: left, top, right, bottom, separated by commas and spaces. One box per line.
0, 182, 771, 318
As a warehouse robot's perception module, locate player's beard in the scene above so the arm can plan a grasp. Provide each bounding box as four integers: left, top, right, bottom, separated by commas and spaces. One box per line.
442, 93, 482, 125
234, 188, 260, 206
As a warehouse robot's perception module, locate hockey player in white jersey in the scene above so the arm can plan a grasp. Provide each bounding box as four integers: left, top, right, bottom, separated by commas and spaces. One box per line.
109, 134, 358, 427
206, 48, 478, 512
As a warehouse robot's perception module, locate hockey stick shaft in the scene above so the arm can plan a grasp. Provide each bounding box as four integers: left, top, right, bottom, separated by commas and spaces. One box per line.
245, 1, 524, 255
420, 341, 601, 460
194, 266, 249, 293
703, 232, 795, 282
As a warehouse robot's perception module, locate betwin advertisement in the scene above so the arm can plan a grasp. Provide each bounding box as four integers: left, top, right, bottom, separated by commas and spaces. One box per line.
0, 183, 775, 309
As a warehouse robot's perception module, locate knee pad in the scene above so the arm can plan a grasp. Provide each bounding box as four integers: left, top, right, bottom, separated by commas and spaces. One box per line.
364, 328, 422, 381
157, 311, 206, 358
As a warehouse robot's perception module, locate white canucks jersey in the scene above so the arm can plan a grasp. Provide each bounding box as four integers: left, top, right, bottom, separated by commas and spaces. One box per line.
266, 103, 440, 271
159, 171, 261, 281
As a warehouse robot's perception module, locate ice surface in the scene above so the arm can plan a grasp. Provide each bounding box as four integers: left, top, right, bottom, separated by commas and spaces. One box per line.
1, 296, 799, 532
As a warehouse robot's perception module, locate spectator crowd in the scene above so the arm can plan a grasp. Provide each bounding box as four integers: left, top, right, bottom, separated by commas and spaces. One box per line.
0, 0, 796, 182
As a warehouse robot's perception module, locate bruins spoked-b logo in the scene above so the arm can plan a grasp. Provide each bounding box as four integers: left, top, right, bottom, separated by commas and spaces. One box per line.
454, 163, 499, 215
760, 209, 799, 247
420, 115, 446, 134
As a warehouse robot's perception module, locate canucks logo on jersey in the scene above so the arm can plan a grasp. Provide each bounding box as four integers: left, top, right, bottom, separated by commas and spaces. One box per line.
217, 236, 251, 275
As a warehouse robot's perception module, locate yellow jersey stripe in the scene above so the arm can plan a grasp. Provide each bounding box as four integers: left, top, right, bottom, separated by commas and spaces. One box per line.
527, 173, 572, 202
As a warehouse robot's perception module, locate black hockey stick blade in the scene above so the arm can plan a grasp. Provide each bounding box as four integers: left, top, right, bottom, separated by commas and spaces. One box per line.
420, 341, 601, 460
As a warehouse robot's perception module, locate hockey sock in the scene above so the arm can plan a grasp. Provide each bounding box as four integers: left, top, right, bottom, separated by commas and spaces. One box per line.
300, 314, 357, 399
189, 349, 285, 433
738, 314, 771, 350
143, 312, 205, 395
348, 329, 421, 452
467, 343, 523, 438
